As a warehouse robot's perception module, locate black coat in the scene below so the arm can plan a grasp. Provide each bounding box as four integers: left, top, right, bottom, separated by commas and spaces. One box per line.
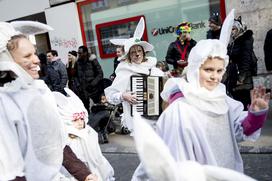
75, 56, 103, 102
226, 30, 254, 91
165, 39, 196, 69
206, 28, 221, 39
264, 29, 272, 71
110, 56, 120, 79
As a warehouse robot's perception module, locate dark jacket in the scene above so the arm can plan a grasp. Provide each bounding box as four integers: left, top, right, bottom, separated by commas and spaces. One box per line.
165, 39, 196, 69
62, 145, 91, 181
206, 28, 221, 39
110, 57, 120, 79
75, 55, 103, 103
226, 30, 254, 91
67, 62, 78, 94
45, 59, 68, 95
13, 146, 91, 181
264, 29, 272, 71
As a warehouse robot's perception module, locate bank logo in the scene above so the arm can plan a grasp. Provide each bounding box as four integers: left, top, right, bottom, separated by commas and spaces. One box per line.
151, 21, 206, 36
151, 28, 159, 36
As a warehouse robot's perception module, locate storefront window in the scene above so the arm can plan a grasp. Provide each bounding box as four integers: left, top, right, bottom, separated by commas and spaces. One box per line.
96, 15, 148, 58
77, 0, 224, 60
77, 0, 148, 54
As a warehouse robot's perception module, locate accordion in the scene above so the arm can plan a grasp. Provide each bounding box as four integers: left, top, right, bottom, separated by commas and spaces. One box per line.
130, 75, 164, 119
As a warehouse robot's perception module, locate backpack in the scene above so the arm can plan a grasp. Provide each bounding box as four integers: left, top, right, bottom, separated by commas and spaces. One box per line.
251, 51, 258, 76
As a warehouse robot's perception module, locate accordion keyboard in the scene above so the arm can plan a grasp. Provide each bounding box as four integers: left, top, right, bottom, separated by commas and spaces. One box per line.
131, 76, 145, 116
131, 76, 163, 118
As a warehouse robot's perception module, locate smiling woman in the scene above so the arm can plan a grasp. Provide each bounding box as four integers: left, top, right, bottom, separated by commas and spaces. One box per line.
7, 34, 40, 79
0, 21, 97, 181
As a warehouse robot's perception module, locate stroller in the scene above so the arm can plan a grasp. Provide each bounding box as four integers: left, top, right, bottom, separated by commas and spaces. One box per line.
88, 78, 129, 143
102, 78, 130, 134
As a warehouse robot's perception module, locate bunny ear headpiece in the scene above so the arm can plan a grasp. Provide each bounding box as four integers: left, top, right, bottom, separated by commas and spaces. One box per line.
133, 112, 256, 181
185, 9, 234, 91
110, 17, 153, 59
0, 21, 53, 86
10, 21, 54, 35
219, 9, 235, 47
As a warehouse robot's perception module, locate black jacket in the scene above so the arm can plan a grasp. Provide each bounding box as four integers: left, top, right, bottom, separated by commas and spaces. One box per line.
110, 56, 120, 79
45, 59, 68, 95
264, 29, 272, 71
206, 28, 221, 39
226, 30, 254, 91
165, 39, 196, 69
75, 55, 103, 102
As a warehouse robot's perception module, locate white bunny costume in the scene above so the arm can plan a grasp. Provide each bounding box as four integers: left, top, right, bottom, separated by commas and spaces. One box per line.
105, 17, 164, 132
132, 9, 265, 180
54, 88, 115, 181
0, 21, 66, 180
132, 113, 256, 181
157, 9, 262, 172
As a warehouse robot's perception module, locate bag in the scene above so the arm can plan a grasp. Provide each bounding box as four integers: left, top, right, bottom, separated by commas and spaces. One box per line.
251, 51, 258, 76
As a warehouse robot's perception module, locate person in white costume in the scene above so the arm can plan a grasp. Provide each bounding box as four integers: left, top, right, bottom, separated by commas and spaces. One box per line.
0, 21, 97, 181
132, 113, 256, 181
104, 17, 164, 133
157, 10, 269, 172
54, 88, 115, 181
132, 9, 270, 180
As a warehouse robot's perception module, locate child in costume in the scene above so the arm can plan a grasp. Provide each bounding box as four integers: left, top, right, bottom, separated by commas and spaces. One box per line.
54, 88, 115, 181
158, 9, 269, 172
132, 113, 256, 181
132, 9, 269, 180
105, 17, 164, 134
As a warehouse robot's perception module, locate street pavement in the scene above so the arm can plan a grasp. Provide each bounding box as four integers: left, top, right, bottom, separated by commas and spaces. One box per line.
100, 110, 272, 181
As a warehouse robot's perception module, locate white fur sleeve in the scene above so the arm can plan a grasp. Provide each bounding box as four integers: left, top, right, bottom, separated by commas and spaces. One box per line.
0, 94, 25, 180
104, 87, 123, 105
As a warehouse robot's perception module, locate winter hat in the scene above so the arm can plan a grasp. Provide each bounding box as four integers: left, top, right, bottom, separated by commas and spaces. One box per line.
209, 13, 222, 26
233, 16, 246, 32
69, 50, 77, 57
175, 21, 192, 35
109, 17, 153, 59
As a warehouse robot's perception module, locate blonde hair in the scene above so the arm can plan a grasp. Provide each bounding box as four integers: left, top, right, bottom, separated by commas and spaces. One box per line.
6, 34, 27, 52
67, 53, 77, 68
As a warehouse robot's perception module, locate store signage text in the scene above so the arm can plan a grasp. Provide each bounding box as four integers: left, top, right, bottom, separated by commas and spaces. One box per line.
151, 21, 206, 36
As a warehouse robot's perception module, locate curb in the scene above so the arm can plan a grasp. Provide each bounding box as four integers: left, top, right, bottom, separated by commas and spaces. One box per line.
239, 146, 272, 153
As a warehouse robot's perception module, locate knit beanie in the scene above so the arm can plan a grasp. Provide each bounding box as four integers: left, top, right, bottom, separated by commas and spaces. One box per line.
209, 13, 222, 26
69, 50, 77, 57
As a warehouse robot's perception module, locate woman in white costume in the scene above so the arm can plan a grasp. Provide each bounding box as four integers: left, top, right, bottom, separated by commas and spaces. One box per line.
0, 21, 97, 181
105, 17, 164, 133
54, 88, 115, 181
157, 10, 269, 173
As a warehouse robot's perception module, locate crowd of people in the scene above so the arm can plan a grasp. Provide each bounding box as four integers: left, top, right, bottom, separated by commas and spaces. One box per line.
0, 9, 271, 181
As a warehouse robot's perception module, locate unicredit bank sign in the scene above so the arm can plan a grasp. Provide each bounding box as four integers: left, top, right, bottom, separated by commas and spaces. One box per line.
151, 21, 206, 36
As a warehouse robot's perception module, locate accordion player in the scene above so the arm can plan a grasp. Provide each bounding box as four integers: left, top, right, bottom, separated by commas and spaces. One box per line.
130, 75, 164, 119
